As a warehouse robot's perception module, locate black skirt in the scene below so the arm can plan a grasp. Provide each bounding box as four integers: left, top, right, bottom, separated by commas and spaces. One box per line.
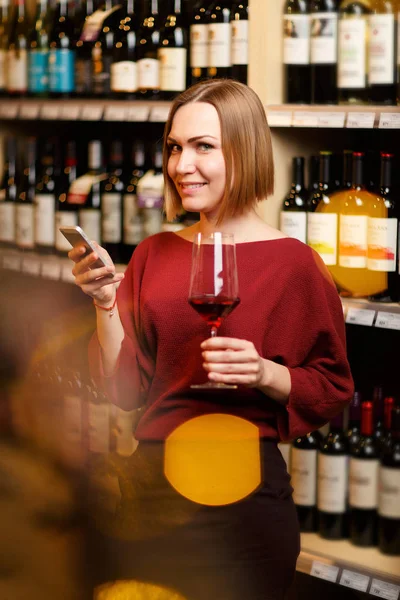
86, 439, 300, 600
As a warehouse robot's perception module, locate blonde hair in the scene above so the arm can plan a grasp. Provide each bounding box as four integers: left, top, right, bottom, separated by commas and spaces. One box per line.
163, 79, 274, 224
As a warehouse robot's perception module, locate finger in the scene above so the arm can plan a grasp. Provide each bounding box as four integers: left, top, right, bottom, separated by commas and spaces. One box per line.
202, 350, 252, 364
80, 273, 124, 295
91, 241, 113, 264
73, 251, 113, 277
201, 337, 252, 351
207, 372, 257, 386
75, 265, 120, 286
68, 245, 87, 263
204, 362, 259, 375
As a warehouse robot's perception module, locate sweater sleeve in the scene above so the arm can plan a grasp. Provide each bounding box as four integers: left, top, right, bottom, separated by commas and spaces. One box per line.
276, 249, 354, 442
88, 240, 154, 411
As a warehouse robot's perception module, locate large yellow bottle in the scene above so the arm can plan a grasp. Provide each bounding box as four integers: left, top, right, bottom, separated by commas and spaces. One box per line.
321, 152, 387, 297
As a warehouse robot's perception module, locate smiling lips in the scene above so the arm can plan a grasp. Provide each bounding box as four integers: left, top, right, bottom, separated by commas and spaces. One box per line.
179, 182, 207, 189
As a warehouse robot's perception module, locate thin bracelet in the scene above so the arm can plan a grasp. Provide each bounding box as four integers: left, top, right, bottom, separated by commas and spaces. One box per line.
93, 296, 117, 316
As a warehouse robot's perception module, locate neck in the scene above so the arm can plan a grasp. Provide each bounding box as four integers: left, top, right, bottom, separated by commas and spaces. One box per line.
196, 209, 267, 243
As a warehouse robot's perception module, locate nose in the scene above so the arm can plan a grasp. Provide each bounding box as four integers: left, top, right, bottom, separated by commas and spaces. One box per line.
175, 149, 196, 175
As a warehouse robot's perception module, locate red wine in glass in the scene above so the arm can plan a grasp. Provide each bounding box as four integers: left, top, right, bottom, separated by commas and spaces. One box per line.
188, 232, 240, 389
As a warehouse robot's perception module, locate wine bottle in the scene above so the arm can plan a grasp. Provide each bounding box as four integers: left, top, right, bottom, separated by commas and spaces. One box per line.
318, 412, 349, 539
101, 140, 124, 264
372, 384, 385, 449
283, 0, 311, 103
310, 0, 338, 104
308, 154, 320, 196
158, 0, 188, 99
92, 0, 123, 97
368, 153, 399, 302
138, 141, 164, 237
111, 0, 138, 99
137, 0, 161, 99
0, 0, 11, 95
207, 0, 232, 79
35, 139, 59, 255
291, 430, 322, 532
28, 0, 50, 97
342, 148, 353, 189
122, 140, 146, 263
349, 400, 379, 546
337, 0, 371, 104
0, 137, 17, 248
231, 0, 248, 84
15, 137, 37, 252
55, 141, 79, 257
280, 156, 308, 244
70, 140, 106, 243
307, 151, 338, 266
48, 0, 76, 97
380, 396, 396, 454
75, 0, 95, 97
7, 0, 29, 96
368, 0, 397, 105
346, 391, 362, 451
378, 406, 400, 556
190, 0, 208, 85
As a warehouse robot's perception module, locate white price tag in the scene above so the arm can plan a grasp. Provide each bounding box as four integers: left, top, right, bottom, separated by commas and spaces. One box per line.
346, 112, 375, 129
318, 112, 346, 128
22, 255, 41, 277
266, 110, 293, 127
310, 561, 339, 583
149, 105, 171, 122
81, 104, 104, 121
41, 257, 61, 280
60, 104, 81, 120
375, 311, 400, 331
370, 579, 400, 600
41, 104, 60, 120
0, 103, 19, 119
3, 252, 21, 271
345, 307, 376, 327
61, 259, 75, 283
292, 111, 319, 128
126, 105, 150, 122
104, 105, 128, 121
20, 103, 41, 120
340, 570, 370, 593
379, 113, 400, 129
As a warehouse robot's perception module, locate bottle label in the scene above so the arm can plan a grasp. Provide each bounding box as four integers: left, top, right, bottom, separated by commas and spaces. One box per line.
123, 194, 143, 246
379, 466, 400, 519
0, 202, 15, 243
111, 60, 138, 92
35, 194, 55, 246
311, 12, 338, 65
291, 448, 317, 506
190, 23, 208, 69
92, 48, 112, 95
75, 58, 92, 94
49, 49, 75, 93
338, 18, 367, 89
283, 14, 310, 65
80, 6, 121, 43
367, 217, 397, 272
158, 47, 187, 92
102, 193, 122, 243
231, 19, 248, 66
28, 49, 49, 93
307, 212, 338, 266
79, 208, 101, 243
7, 49, 28, 92
143, 208, 163, 237
16, 204, 34, 249
88, 402, 110, 454
339, 215, 368, 268
317, 454, 348, 513
280, 211, 307, 244
138, 57, 160, 90
137, 171, 164, 209
55, 211, 78, 251
349, 457, 379, 509
277, 442, 291, 472
0, 49, 7, 89
368, 14, 395, 85
208, 22, 231, 68
68, 173, 107, 204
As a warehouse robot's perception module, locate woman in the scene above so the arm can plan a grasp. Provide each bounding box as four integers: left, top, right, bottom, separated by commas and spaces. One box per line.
70, 79, 354, 600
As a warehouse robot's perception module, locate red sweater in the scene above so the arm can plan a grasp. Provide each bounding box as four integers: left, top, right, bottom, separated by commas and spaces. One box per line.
89, 232, 354, 441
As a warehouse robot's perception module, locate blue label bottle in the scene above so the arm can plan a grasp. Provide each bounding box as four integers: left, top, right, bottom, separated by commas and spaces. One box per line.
28, 50, 49, 94
49, 49, 75, 93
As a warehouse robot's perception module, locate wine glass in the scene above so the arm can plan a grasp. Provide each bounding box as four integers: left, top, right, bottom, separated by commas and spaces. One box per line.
188, 232, 240, 390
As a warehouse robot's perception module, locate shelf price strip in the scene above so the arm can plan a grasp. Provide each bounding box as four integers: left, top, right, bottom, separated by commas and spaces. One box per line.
346, 112, 376, 129
340, 569, 370, 593
345, 307, 376, 327
310, 561, 339, 583
375, 312, 400, 331
369, 579, 400, 600
379, 114, 400, 129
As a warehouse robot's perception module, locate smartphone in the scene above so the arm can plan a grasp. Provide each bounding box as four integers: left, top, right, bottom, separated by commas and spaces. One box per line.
59, 226, 113, 271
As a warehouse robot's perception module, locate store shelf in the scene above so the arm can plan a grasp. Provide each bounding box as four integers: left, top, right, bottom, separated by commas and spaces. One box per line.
0, 99, 172, 123
342, 298, 400, 331
266, 104, 400, 129
298, 533, 400, 597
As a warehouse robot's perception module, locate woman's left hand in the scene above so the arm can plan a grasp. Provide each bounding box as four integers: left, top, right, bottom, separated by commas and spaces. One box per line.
201, 337, 267, 388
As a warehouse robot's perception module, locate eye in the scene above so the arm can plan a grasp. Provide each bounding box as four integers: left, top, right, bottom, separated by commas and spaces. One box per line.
168, 143, 181, 153
198, 143, 213, 152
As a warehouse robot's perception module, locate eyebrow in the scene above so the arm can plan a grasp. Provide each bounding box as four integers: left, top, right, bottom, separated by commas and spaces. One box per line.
167, 135, 219, 144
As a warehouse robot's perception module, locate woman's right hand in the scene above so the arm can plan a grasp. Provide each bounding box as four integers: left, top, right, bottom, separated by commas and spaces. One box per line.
68, 241, 124, 306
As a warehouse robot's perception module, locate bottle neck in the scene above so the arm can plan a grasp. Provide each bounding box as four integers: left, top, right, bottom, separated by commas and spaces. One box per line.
292, 157, 305, 189
380, 154, 393, 190
14, 0, 25, 19
391, 408, 400, 442
309, 155, 319, 190
343, 150, 353, 187
56, 0, 69, 18
172, 0, 182, 14
330, 412, 344, 434
352, 153, 365, 189
349, 391, 362, 424
125, 0, 135, 15
384, 398, 395, 432
88, 141, 103, 171
361, 401, 374, 437
319, 153, 332, 185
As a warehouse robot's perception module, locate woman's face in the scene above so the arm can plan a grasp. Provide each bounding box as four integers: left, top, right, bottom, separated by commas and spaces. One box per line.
167, 102, 226, 220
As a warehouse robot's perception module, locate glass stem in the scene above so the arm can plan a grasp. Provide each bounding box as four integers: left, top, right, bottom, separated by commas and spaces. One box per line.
210, 326, 217, 338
